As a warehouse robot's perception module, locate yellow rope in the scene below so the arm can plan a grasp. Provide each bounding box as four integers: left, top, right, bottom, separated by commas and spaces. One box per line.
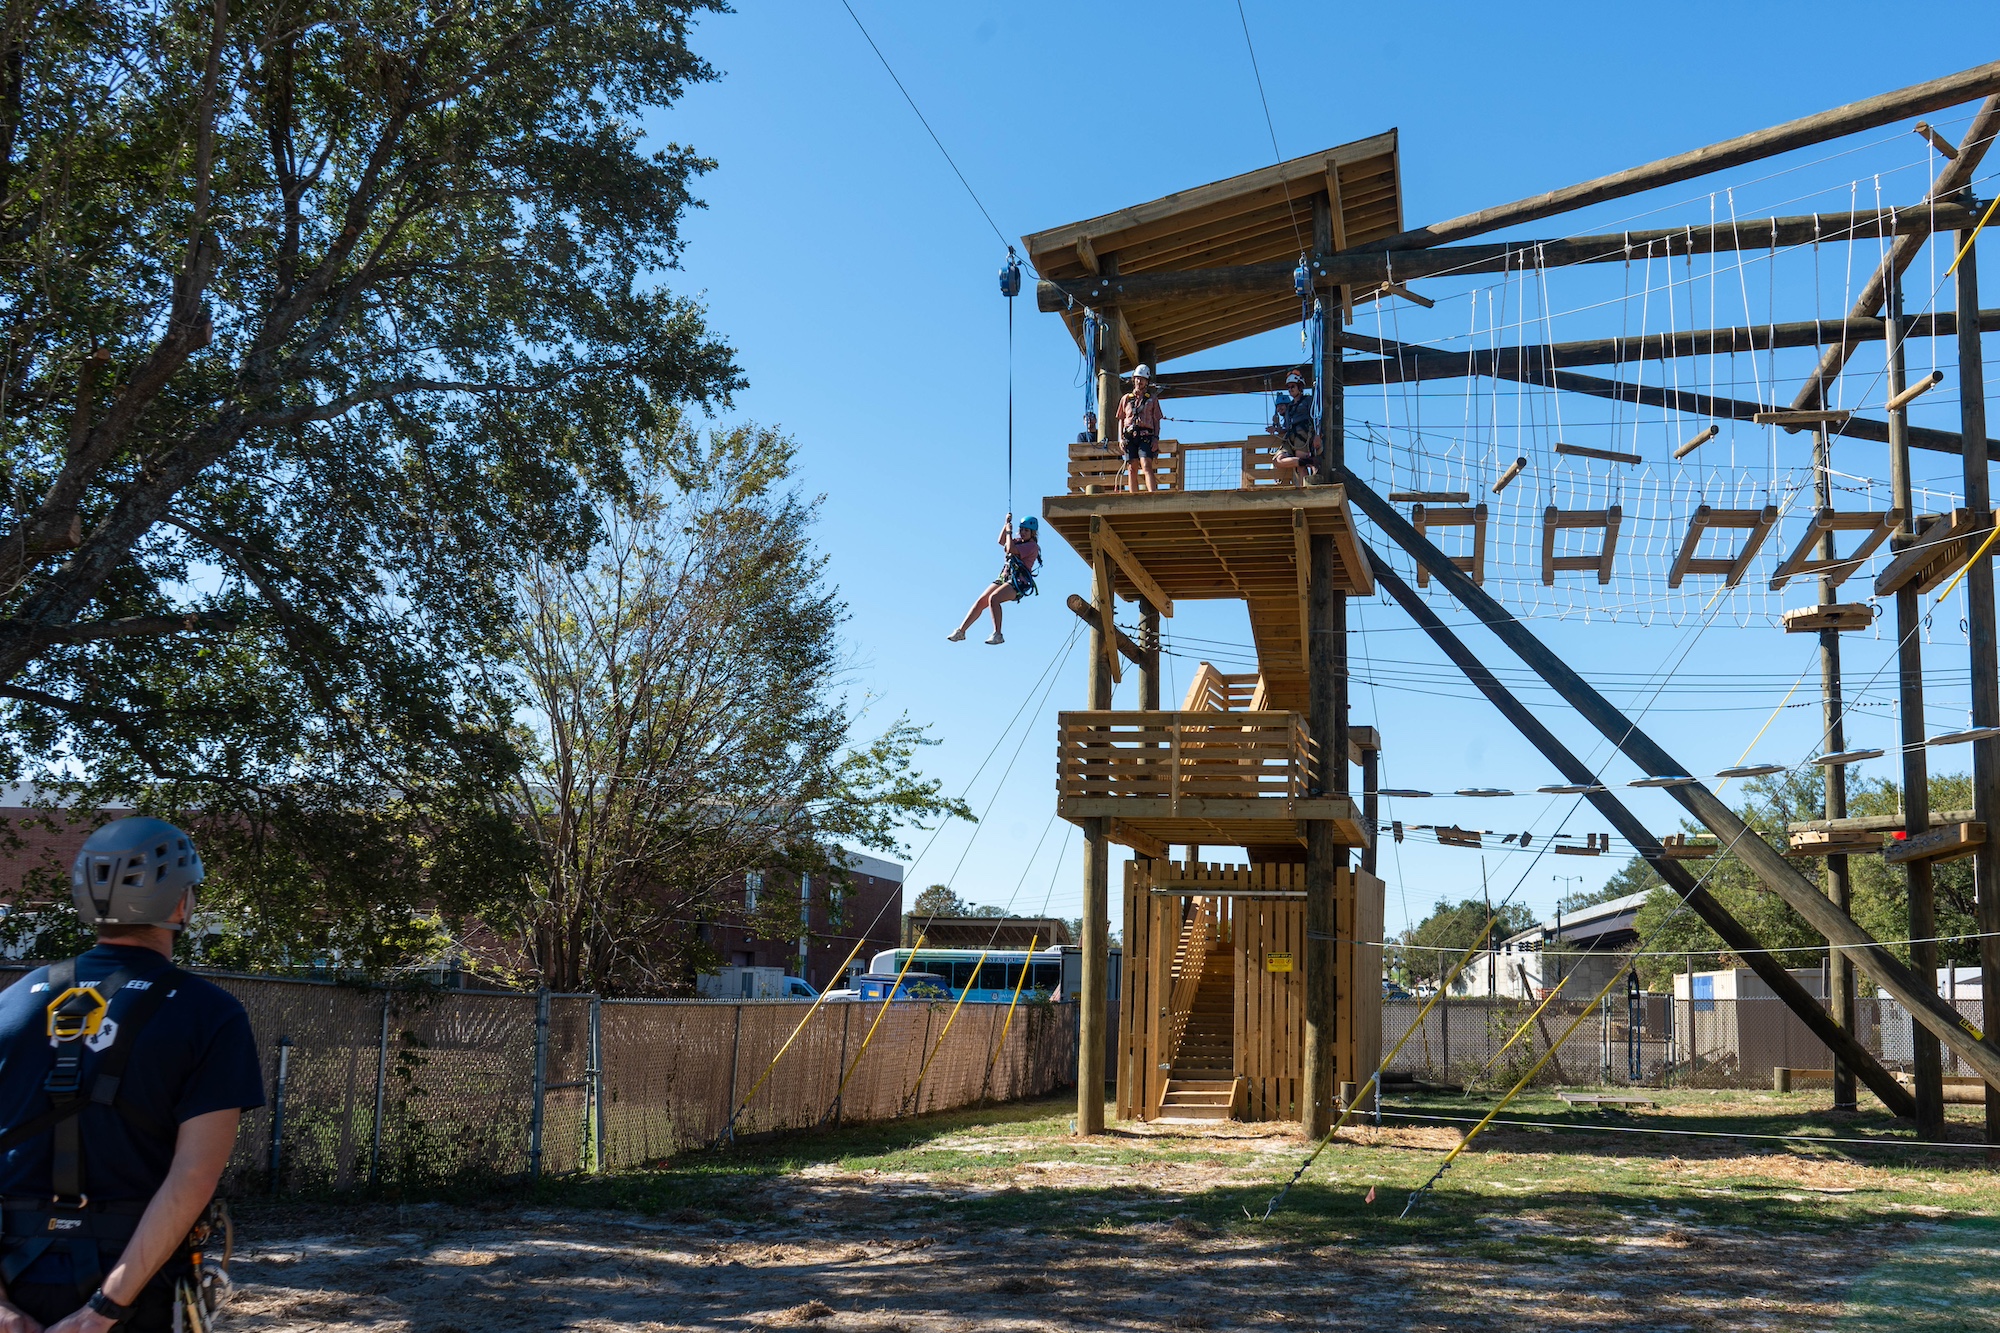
1467, 972, 1575, 1086
1932, 514, 2000, 605
824, 934, 928, 1118
904, 946, 992, 1112
721, 932, 872, 1138
982, 934, 1040, 1090
1945, 194, 2000, 276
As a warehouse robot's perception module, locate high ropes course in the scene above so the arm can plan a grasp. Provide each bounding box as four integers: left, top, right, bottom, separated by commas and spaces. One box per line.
835, 0, 2000, 1214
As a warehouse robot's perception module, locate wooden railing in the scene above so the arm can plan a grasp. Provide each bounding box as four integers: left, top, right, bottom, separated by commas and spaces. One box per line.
1180, 661, 1260, 713
1160, 897, 1221, 1073
1057, 711, 1315, 808
1067, 435, 1293, 495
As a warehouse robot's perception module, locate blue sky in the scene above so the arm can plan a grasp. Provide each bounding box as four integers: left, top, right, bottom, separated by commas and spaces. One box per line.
642, 3, 2000, 940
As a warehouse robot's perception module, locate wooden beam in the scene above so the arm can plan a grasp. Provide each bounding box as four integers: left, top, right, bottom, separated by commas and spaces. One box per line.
1363, 64, 2000, 249
1336, 327, 1991, 457
1337, 459, 1996, 1099
1781, 604, 1874, 633
1883, 822, 1985, 866
1293, 508, 1311, 671
1555, 441, 1641, 465
1035, 205, 1983, 312
1366, 549, 1917, 1118
1065, 593, 1149, 666
1915, 121, 1960, 160
1106, 820, 1170, 860
1091, 514, 1173, 616
1093, 547, 1122, 687
1791, 96, 2000, 413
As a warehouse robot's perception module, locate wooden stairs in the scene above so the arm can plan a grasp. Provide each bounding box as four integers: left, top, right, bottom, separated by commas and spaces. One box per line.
1157, 949, 1242, 1120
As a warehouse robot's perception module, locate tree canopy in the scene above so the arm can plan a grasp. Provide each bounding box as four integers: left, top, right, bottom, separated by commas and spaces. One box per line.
1391, 895, 1538, 986
0, 1, 739, 964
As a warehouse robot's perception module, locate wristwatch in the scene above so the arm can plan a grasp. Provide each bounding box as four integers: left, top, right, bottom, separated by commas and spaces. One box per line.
86, 1287, 135, 1321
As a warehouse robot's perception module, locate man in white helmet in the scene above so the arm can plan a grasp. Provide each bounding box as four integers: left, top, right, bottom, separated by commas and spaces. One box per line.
0, 817, 262, 1333
1116, 365, 1163, 494
1270, 369, 1318, 487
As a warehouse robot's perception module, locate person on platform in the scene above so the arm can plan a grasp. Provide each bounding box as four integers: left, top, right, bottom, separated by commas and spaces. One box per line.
1077, 411, 1098, 445
1271, 370, 1319, 487
947, 514, 1042, 646
0, 818, 263, 1333
1117, 365, 1163, 493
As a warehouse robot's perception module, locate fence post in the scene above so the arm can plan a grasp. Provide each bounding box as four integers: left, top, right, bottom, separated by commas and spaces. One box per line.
588, 994, 605, 1174
529, 988, 550, 1181
723, 1003, 743, 1141
368, 994, 390, 1187
834, 1002, 852, 1125
268, 1035, 295, 1197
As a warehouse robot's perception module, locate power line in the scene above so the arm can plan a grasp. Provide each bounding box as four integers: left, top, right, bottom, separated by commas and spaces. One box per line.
836, 1, 1010, 250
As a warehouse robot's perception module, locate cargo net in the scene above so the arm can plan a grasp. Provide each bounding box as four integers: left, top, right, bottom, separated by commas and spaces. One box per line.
1356, 426, 1967, 632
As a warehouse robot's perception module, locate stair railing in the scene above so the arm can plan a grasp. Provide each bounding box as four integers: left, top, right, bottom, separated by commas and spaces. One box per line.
1160, 897, 1220, 1073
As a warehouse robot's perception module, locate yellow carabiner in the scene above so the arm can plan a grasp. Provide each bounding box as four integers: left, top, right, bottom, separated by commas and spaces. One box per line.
45, 986, 109, 1042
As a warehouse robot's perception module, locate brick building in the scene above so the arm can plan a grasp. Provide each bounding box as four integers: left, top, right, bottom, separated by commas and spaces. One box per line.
704, 850, 904, 989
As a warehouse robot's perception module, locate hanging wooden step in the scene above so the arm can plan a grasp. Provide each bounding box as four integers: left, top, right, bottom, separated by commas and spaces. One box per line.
1667, 504, 1780, 588
1873, 509, 1996, 596
1768, 506, 1903, 590
1782, 603, 1873, 633
1786, 828, 1883, 857
1659, 834, 1722, 859
1882, 821, 1985, 866
1412, 503, 1488, 587
1541, 506, 1622, 585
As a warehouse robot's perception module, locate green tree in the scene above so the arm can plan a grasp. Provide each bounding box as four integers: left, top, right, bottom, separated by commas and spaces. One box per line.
506, 427, 967, 994
1391, 895, 1537, 987
910, 886, 969, 918
0, 0, 738, 966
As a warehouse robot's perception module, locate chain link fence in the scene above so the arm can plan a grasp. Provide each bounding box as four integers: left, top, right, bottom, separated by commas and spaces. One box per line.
0, 966, 1078, 1195
1383, 993, 1989, 1091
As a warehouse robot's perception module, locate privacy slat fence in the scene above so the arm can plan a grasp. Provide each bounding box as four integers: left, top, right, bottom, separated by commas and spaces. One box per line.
0, 966, 1077, 1195
1066, 436, 1293, 495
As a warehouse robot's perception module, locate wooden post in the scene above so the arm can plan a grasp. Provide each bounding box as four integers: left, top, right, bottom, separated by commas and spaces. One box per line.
1955, 234, 2000, 1152
1889, 269, 1946, 1132
1137, 599, 1161, 711
1361, 745, 1380, 877
1813, 427, 1857, 1111
1078, 535, 1115, 1135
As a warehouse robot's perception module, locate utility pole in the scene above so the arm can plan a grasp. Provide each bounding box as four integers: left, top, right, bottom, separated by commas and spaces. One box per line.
1814, 427, 1857, 1112
1887, 267, 1945, 1132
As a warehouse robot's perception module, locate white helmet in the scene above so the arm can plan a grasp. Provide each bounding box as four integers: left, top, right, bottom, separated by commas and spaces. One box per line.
1285, 371, 1306, 386
71, 816, 204, 930
1132, 364, 1153, 379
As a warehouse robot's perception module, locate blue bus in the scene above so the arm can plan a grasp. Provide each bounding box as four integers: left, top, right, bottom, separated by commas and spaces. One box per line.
860, 947, 1065, 1002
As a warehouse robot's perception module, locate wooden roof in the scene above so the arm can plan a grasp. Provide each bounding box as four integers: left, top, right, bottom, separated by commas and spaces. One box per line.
1022, 130, 1402, 364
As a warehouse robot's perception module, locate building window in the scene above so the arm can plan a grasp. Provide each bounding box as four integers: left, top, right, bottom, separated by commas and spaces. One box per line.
744, 870, 764, 912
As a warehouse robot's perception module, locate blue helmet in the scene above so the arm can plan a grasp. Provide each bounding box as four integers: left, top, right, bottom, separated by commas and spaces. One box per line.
71, 816, 204, 929
1018, 516, 1039, 533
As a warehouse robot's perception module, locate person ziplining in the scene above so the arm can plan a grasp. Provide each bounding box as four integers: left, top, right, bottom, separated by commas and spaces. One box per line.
1270, 369, 1319, 487
947, 513, 1041, 645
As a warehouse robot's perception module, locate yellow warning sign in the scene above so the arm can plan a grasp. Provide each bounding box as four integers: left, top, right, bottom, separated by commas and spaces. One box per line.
1265, 952, 1293, 973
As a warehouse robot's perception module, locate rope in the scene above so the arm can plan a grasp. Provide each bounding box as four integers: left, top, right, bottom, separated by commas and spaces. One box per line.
713, 931, 873, 1144
821, 934, 930, 1124
980, 932, 1041, 1097
902, 946, 992, 1114
1007, 281, 1015, 514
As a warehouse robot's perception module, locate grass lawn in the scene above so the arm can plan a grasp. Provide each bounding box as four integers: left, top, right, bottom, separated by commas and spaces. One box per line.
225, 1087, 2000, 1331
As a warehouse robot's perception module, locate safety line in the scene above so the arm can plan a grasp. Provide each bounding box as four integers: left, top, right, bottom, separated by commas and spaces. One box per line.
980, 931, 1041, 1097
822, 935, 929, 1124
902, 945, 991, 1113
715, 931, 873, 1143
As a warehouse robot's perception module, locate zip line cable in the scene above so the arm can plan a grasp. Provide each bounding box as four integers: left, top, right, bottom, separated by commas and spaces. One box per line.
835, 0, 1009, 250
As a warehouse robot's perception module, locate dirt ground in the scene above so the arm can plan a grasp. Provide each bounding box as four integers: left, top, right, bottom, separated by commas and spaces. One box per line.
221, 1094, 2000, 1332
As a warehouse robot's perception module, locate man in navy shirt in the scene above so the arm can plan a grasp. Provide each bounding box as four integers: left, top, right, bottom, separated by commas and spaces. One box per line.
0, 818, 263, 1333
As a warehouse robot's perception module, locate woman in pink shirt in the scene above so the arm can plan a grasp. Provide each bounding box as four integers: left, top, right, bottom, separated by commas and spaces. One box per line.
947, 515, 1041, 645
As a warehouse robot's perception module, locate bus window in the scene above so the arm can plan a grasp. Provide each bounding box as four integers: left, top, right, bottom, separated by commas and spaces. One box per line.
1034, 961, 1060, 992
963, 958, 987, 990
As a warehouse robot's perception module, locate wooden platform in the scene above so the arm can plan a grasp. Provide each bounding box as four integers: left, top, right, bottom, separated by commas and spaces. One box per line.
1044, 487, 1374, 715
1873, 509, 1994, 596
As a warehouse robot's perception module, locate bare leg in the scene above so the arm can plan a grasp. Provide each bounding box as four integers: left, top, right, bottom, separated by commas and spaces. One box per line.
1141, 457, 1157, 493
954, 585, 999, 637
989, 586, 1018, 632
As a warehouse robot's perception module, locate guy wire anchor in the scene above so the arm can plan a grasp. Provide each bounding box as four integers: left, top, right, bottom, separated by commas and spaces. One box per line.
1400, 1155, 1458, 1219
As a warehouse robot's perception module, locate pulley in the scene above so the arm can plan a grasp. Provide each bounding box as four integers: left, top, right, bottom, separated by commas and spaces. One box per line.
1293, 254, 1311, 299
999, 247, 1022, 299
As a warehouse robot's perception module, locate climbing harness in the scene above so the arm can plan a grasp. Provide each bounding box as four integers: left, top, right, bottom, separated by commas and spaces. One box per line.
0, 957, 229, 1319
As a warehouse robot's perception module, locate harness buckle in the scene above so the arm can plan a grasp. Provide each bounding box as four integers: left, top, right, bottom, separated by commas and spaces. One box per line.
42, 1057, 82, 1096
49, 1193, 87, 1211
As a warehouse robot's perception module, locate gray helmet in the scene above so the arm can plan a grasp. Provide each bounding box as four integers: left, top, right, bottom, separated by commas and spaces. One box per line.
70, 816, 204, 929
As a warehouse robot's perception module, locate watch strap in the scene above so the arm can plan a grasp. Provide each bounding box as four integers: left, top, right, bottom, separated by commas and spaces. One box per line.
87, 1287, 135, 1320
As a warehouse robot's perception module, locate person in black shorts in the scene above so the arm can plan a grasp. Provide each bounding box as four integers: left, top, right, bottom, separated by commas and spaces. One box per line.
0, 818, 263, 1333
1270, 369, 1318, 487
1117, 365, 1163, 493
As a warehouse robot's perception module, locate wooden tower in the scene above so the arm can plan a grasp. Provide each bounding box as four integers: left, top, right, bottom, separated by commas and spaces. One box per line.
1024, 132, 1402, 1131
